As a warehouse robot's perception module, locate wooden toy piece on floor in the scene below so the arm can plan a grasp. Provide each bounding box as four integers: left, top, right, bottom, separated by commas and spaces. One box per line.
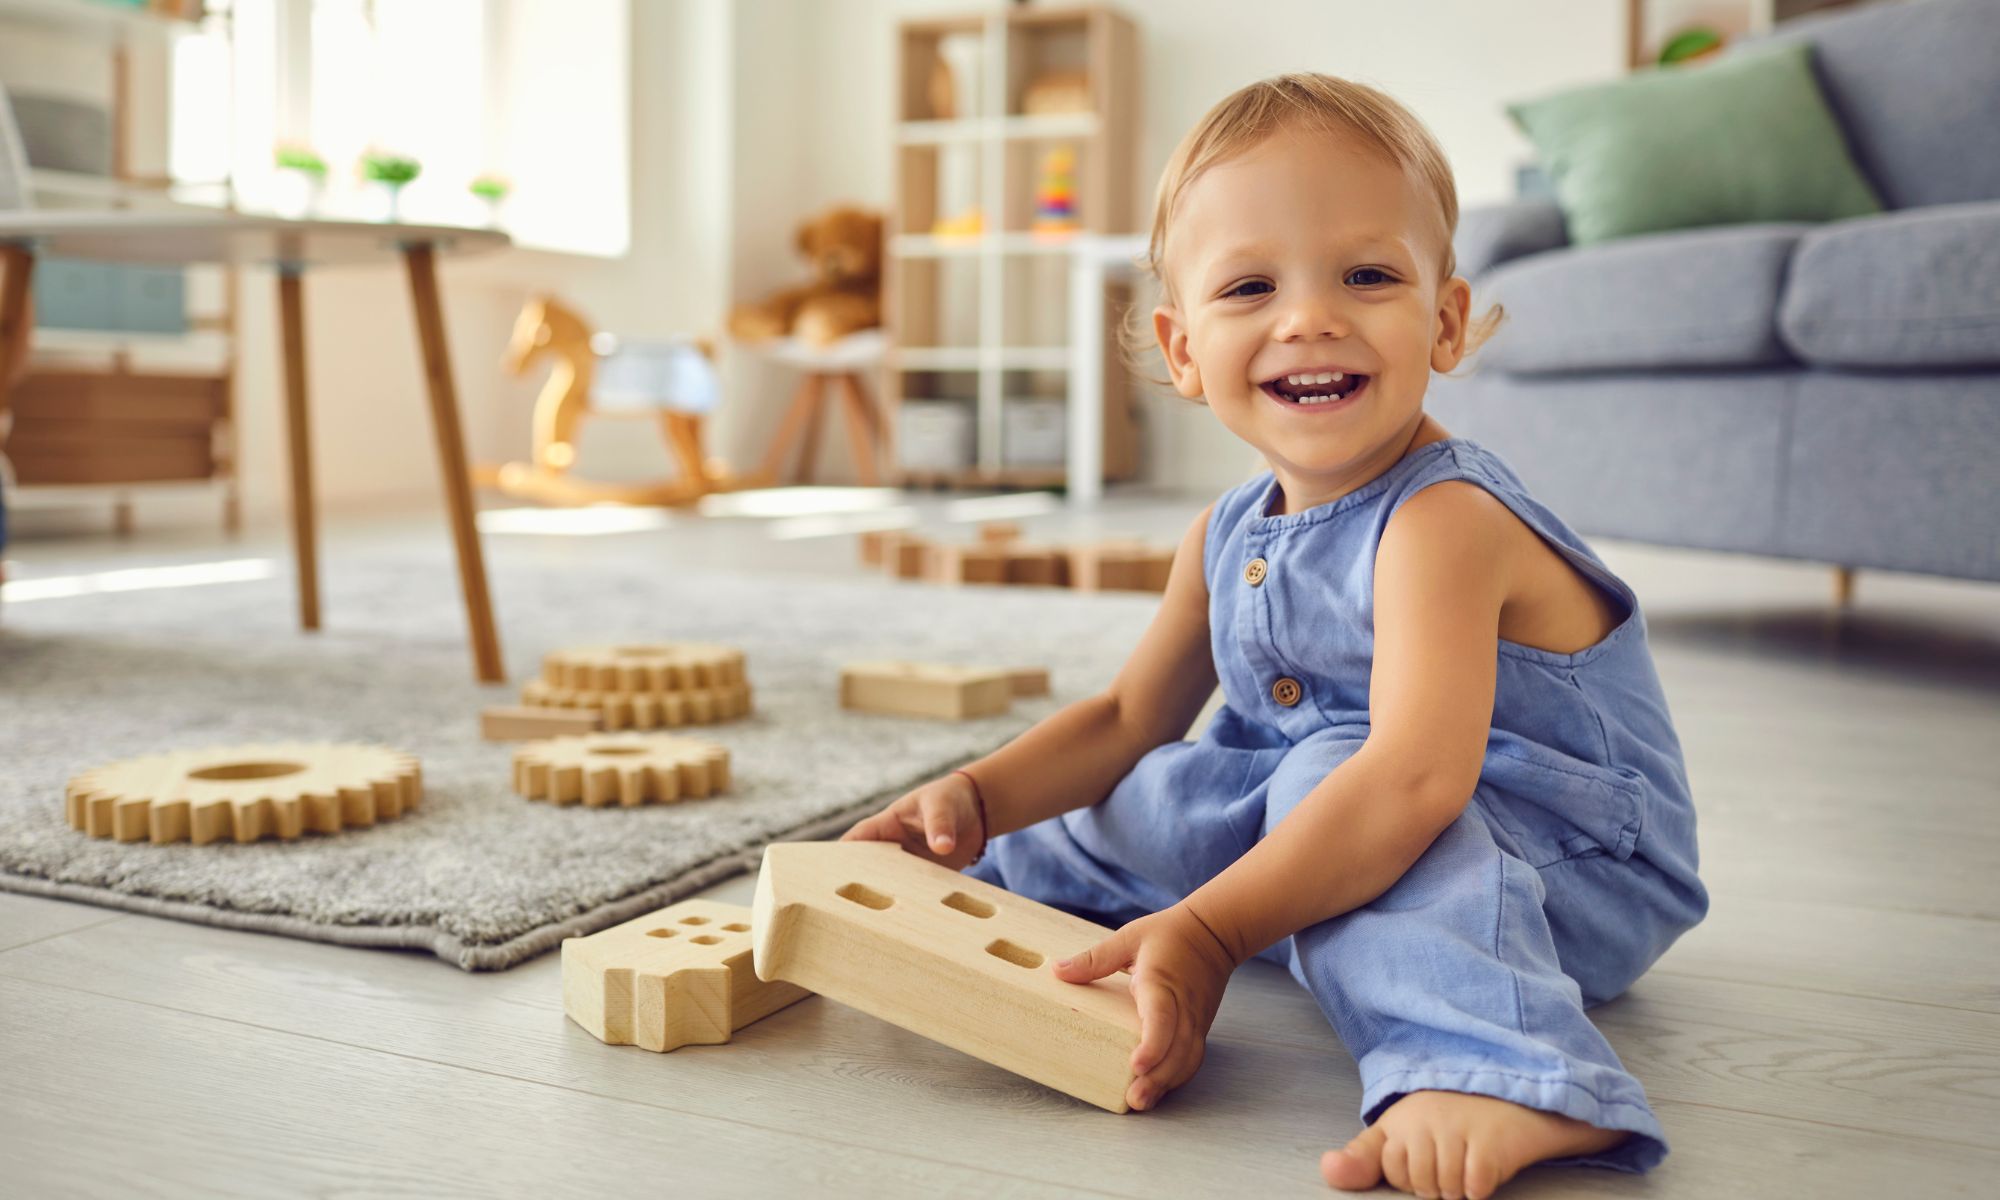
931, 542, 1008, 586
481, 704, 603, 741
840, 662, 1014, 720
563, 898, 810, 1052
1008, 667, 1052, 697
522, 642, 754, 730
752, 840, 1140, 1112
66, 743, 422, 845
1068, 541, 1174, 593
513, 733, 730, 807
888, 533, 932, 580
1002, 544, 1070, 587
978, 521, 1022, 545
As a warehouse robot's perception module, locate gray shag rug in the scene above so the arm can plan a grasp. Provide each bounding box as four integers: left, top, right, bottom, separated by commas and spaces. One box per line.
0, 544, 1158, 969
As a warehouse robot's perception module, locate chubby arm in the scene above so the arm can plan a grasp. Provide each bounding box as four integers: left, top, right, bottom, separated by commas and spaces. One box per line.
969, 504, 1221, 837
842, 503, 1219, 862
1183, 481, 1506, 961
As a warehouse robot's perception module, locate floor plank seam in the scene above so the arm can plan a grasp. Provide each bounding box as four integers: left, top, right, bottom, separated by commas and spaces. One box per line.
0, 913, 131, 958
1650, 1095, 2000, 1153
1648, 967, 2000, 1018
0, 971, 1143, 1198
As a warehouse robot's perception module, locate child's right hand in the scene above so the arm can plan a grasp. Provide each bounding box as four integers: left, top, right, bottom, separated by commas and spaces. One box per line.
839, 771, 986, 870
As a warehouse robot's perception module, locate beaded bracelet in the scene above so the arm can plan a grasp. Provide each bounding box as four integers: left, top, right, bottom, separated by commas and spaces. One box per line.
952, 768, 990, 865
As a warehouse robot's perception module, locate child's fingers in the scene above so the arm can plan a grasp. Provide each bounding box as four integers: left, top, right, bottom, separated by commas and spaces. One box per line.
1052, 928, 1135, 983
1128, 980, 1178, 1081
840, 809, 905, 843
916, 790, 959, 855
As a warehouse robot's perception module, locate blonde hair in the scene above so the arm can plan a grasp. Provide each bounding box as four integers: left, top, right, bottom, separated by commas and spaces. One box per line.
1132, 72, 1503, 378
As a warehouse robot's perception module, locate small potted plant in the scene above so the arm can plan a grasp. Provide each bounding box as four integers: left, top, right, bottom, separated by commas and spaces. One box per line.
468, 173, 511, 225
361, 151, 422, 221
273, 143, 328, 216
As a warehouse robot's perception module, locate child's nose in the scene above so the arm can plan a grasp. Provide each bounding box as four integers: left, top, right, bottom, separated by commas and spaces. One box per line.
1274, 289, 1349, 341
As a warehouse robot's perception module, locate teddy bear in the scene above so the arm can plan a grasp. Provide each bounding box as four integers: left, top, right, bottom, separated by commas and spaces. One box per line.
727, 205, 885, 348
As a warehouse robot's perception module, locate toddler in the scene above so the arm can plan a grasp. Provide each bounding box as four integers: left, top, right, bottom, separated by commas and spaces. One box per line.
845, 73, 1706, 1199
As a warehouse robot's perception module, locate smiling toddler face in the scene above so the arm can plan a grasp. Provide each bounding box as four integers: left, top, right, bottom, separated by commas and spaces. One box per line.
1153, 125, 1470, 491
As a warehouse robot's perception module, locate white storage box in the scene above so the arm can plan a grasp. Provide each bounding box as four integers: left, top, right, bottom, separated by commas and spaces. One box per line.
896, 399, 975, 473
1002, 397, 1067, 468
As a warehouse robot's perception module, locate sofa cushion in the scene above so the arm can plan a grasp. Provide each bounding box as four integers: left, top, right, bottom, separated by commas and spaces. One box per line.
1506, 41, 1882, 245
1474, 224, 1806, 374
1779, 202, 2000, 369
1757, 0, 2000, 210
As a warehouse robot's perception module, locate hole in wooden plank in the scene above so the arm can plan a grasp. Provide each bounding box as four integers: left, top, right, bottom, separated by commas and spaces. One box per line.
721, 923, 750, 932
837, 882, 893, 910
645, 928, 678, 938
941, 891, 995, 919
690, 935, 722, 945
677, 915, 710, 925
985, 939, 1042, 969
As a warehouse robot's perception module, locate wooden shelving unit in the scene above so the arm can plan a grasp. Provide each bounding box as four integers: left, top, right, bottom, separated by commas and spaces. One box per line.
0, 0, 240, 533
886, 4, 1140, 490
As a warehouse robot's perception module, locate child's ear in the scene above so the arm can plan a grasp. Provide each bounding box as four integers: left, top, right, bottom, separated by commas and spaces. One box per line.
1429, 275, 1473, 374
1153, 304, 1204, 400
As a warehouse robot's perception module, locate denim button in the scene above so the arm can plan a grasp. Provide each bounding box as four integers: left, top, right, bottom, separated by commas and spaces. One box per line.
1271, 676, 1302, 707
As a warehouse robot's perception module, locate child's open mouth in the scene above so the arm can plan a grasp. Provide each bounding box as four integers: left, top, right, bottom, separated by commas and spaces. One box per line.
1261, 370, 1368, 409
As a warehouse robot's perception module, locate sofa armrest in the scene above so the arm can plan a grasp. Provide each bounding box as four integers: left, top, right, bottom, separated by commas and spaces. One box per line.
1454, 198, 1569, 280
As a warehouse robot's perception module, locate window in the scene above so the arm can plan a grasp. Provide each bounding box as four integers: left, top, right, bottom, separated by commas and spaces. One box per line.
171, 0, 629, 257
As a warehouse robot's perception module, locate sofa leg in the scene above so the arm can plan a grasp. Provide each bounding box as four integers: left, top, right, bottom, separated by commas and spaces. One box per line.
1833, 566, 1857, 608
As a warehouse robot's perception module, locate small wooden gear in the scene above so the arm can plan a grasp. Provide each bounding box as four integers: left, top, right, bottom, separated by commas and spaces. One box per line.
522, 642, 753, 730
66, 743, 422, 845
513, 732, 731, 807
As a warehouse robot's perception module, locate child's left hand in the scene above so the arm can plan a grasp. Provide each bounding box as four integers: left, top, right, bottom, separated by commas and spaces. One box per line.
1052, 903, 1239, 1112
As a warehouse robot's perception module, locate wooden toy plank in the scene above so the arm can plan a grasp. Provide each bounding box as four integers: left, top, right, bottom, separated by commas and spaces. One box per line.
562, 899, 809, 1052
753, 841, 1140, 1112
839, 662, 1013, 720
977, 521, 1022, 544
1002, 545, 1069, 587
931, 544, 1008, 586
889, 535, 932, 580
1007, 667, 1051, 698
481, 705, 603, 741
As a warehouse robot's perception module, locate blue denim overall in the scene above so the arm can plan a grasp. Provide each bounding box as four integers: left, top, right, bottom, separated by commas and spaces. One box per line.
970, 438, 1708, 1173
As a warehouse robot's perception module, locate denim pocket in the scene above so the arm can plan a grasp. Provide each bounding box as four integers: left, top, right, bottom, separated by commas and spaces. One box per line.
1476, 730, 1645, 867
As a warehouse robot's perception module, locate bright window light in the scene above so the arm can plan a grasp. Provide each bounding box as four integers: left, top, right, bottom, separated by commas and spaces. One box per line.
475, 506, 674, 536
1, 559, 277, 604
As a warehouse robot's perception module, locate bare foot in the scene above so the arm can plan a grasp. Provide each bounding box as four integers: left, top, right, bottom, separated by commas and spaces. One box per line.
1320, 1090, 1630, 1198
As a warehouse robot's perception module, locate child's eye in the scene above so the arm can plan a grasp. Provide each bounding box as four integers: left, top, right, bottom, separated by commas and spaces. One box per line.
1346, 268, 1394, 287
1224, 280, 1274, 298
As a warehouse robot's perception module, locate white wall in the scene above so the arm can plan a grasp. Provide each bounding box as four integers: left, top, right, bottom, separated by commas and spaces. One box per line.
7, 1, 1628, 538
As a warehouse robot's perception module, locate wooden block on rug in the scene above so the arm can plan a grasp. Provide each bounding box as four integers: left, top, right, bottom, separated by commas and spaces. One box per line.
1067, 541, 1174, 593
481, 705, 603, 740
931, 543, 1009, 586
978, 521, 1022, 545
888, 534, 933, 580
66, 742, 422, 845
839, 662, 1014, 720
1002, 544, 1070, 588
563, 898, 810, 1052
1008, 667, 1051, 697
752, 841, 1140, 1112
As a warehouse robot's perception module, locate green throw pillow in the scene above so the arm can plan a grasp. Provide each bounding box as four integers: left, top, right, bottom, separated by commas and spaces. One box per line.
1508, 40, 1884, 245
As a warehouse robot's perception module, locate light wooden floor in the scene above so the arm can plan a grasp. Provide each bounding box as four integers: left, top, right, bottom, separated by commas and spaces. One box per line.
3, 493, 1997, 1198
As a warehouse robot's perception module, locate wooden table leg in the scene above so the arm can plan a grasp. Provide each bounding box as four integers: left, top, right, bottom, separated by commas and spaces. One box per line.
0, 245, 35, 444
834, 371, 880, 486
276, 266, 321, 631
403, 243, 505, 684
758, 372, 823, 486
795, 373, 828, 483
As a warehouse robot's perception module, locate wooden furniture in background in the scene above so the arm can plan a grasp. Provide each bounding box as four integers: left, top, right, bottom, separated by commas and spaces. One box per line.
751, 331, 888, 487
887, 5, 1141, 490
0, 211, 511, 682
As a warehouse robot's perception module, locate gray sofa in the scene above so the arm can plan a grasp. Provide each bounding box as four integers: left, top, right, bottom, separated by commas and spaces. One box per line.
1428, 0, 2000, 584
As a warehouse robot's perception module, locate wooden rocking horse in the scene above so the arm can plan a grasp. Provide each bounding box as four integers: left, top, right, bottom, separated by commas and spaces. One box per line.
484, 296, 736, 507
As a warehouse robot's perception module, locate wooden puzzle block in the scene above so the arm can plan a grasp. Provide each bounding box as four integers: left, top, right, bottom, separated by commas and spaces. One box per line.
859, 529, 889, 566
66, 743, 422, 845
1007, 667, 1051, 697
889, 535, 932, 579
1067, 541, 1175, 592
978, 521, 1022, 544
513, 733, 730, 806
481, 705, 603, 741
840, 662, 1014, 720
931, 543, 1009, 585
563, 899, 810, 1052
1002, 544, 1069, 587
752, 841, 1140, 1112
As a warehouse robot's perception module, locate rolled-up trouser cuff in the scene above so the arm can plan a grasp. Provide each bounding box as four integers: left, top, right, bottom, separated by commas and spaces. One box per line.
1360, 1067, 1668, 1174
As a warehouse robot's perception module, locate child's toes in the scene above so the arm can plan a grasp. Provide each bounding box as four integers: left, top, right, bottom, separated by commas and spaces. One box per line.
1380, 1134, 1410, 1193
1463, 1148, 1502, 1200
1403, 1134, 1439, 1198
1320, 1125, 1386, 1192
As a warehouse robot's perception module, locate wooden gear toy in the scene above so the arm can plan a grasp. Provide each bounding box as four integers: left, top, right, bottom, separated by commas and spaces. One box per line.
752, 840, 1141, 1112
66, 742, 422, 845
563, 899, 809, 1052
512, 733, 731, 807
521, 642, 753, 730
